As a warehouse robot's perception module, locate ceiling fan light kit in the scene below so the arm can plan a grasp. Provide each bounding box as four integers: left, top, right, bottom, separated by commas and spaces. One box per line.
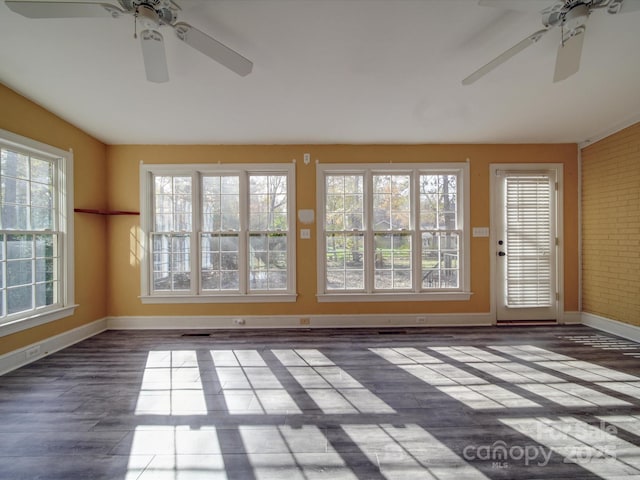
4, 0, 253, 83
463, 0, 640, 85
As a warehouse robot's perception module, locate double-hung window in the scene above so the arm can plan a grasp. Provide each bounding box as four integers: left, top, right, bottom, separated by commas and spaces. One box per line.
317, 162, 470, 301
0, 129, 74, 333
140, 163, 296, 302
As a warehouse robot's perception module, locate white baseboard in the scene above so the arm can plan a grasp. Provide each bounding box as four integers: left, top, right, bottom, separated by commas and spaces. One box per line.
562, 311, 582, 324
0, 317, 107, 376
8, 311, 603, 375
106, 312, 494, 330
582, 312, 640, 343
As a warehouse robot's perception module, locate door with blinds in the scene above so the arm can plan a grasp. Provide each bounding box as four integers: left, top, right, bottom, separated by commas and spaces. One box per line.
493, 167, 559, 322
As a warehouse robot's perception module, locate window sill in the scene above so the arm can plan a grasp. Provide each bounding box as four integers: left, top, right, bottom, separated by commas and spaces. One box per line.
0, 305, 79, 338
140, 294, 298, 304
316, 292, 472, 302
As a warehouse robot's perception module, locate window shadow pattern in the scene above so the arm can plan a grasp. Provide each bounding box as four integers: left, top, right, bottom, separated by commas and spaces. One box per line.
4, 328, 640, 479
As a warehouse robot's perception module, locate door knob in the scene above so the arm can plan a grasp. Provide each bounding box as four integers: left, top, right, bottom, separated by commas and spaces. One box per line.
498, 251, 506, 256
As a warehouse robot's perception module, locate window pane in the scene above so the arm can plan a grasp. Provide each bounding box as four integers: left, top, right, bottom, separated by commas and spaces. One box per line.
0, 172, 30, 230
171, 235, 191, 290
220, 196, 239, 228
373, 174, 410, 230
422, 232, 459, 289
325, 175, 364, 232
36, 282, 55, 308
420, 174, 457, 230
7, 285, 32, 315
201, 233, 239, 291
35, 258, 55, 282
203, 176, 239, 232
249, 233, 288, 290
31, 158, 53, 184
0, 205, 28, 230
30, 182, 52, 208
7, 259, 32, 287
35, 234, 55, 258
31, 207, 53, 230
374, 233, 412, 290
152, 233, 191, 291
153, 175, 192, 232
7, 234, 33, 259
154, 176, 173, 195
249, 175, 288, 231
1, 149, 29, 179
325, 233, 364, 291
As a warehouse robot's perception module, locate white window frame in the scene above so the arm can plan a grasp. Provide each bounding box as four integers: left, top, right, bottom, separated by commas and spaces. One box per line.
0, 129, 75, 337
140, 163, 297, 303
316, 162, 471, 302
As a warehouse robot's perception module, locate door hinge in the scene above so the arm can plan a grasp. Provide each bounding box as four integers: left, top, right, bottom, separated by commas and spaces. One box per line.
555, 182, 558, 191
555, 237, 559, 246
556, 293, 560, 301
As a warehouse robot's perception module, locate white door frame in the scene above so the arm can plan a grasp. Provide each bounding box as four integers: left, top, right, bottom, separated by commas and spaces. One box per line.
489, 164, 565, 324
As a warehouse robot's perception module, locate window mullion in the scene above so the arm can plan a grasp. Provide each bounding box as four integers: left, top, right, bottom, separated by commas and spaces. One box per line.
31, 234, 36, 311
1, 238, 5, 317
146, 172, 155, 296
192, 172, 201, 295
364, 170, 374, 293
239, 171, 249, 294
412, 171, 420, 293
27, 155, 32, 231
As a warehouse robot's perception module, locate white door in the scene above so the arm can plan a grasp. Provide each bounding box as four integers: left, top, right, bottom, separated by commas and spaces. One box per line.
492, 166, 560, 322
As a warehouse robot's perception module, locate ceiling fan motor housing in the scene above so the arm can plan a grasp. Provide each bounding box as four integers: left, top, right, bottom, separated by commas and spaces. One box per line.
118, 0, 176, 26
543, 2, 590, 29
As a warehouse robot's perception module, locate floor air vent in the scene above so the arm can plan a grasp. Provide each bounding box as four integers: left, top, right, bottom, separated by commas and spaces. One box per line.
377, 330, 408, 335
181, 333, 211, 337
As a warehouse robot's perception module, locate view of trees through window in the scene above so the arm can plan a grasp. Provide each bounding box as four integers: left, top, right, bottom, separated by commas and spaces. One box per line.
324, 169, 460, 293
1, 147, 58, 318
150, 170, 291, 295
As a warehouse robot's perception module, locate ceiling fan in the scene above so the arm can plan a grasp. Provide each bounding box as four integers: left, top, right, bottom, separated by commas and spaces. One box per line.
462, 0, 640, 85
4, 0, 253, 83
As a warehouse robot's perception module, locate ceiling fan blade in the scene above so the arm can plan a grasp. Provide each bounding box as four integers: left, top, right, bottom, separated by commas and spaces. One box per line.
462, 29, 549, 85
140, 29, 169, 83
5, 1, 123, 18
478, 0, 556, 13
173, 22, 253, 77
553, 27, 586, 82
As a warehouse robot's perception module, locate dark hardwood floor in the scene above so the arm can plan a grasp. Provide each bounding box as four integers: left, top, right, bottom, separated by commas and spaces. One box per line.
2, 324, 640, 479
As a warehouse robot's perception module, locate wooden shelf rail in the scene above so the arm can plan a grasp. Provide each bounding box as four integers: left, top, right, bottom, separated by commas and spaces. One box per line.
74, 208, 140, 216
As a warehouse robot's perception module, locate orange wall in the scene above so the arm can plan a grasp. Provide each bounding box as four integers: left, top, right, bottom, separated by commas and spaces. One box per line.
0, 84, 108, 355
1, 83, 580, 355
107, 143, 579, 319
582, 122, 640, 326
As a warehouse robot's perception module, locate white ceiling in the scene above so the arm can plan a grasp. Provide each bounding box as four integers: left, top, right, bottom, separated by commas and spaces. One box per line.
1, 0, 639, 145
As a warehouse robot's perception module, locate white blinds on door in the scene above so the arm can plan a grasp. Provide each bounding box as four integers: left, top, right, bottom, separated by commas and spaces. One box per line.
505, 175, 553, 307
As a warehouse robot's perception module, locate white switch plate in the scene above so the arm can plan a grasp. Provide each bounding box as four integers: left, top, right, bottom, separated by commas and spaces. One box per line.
300, 229, 311, 239
473, 227, 489, 237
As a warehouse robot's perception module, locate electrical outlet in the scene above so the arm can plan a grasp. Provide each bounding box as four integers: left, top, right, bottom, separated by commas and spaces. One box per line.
26, 345, 41, 359
300, 317, 310, 326
416, 317, 427, 324
233, 318, 246, 325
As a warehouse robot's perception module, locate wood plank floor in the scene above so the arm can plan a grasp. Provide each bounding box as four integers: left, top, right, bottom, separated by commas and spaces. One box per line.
2, 324, 640, 479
